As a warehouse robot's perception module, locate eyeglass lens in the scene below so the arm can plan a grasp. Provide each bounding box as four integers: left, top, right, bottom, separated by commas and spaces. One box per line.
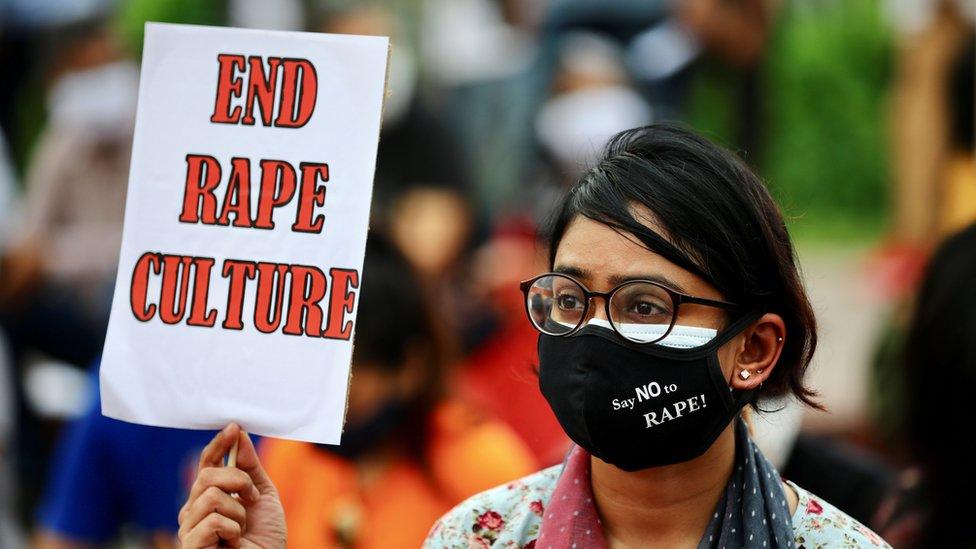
524, 274, 677, 344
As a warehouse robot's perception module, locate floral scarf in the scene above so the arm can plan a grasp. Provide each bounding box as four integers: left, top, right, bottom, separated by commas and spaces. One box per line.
536, 418, 796, 548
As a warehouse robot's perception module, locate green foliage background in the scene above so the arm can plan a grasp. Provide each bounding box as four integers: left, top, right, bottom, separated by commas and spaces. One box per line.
115, 0, 226, 55
689, 0, 894, 242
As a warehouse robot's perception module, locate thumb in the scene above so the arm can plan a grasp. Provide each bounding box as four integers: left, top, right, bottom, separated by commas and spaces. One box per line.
234, 430, 276, 494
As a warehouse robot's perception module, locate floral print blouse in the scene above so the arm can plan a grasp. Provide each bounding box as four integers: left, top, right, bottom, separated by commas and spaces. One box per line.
424, 460, 890, 548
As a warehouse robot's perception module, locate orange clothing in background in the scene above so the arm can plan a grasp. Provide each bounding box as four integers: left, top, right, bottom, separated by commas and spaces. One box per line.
260, 400, 537, 549
459, 305, 570, 466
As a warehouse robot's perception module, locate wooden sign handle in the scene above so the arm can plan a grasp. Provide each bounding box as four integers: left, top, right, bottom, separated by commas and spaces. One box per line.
226, 438, 240, 468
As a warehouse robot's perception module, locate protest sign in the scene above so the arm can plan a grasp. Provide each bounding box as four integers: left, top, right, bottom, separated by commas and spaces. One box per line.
99, 23, 389, 444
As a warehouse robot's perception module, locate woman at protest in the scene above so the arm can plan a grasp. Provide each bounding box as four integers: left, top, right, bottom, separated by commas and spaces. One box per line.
252, 237, 535, 548
178, 124, 889, 548
872, 222, 976, 547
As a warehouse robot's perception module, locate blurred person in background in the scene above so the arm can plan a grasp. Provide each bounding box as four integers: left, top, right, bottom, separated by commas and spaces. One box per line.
777, 418, 895, 530
858, 5, 976, 543
871, 0, 974, 452
673, 0, 774, 157
314, 3, 485, 351
0, 17, 134, 351
536, 0, 774, 153
0, 16, 136, 521
875, 0, 974, 302
888, 0, 974, 247
458, 221, 570, 465
0, 0, 118, 158
259, 236, 537, 549
745, 394, 896, 530
933, 28, 975, 237
533, 30, 653, 189
421, 0, 541, 216
872, 222, 976, 547
528, 0, 775, 209
314, 3, 471, 231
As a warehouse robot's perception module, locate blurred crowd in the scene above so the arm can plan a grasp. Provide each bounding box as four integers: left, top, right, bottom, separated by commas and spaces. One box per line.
0, 0, 972, 547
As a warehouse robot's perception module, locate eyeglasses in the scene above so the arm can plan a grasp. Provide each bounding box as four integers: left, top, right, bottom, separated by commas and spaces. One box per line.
519, 273, 740, 344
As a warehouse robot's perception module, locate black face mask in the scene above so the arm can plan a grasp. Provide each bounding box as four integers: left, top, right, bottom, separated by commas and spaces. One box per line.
538, 313, 760, 471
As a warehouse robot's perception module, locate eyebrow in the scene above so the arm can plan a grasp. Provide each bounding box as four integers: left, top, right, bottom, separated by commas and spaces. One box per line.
552, 265, 689, 294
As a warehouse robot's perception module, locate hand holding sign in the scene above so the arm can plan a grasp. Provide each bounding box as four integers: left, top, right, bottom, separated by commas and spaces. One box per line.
100, 23, 388, 444
178, 424, 286, 548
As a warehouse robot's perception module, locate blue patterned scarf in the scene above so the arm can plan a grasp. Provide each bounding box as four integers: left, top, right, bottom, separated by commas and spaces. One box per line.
699, 418, 796, 548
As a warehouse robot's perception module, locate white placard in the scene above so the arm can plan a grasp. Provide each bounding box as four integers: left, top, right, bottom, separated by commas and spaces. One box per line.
99, 23, 389, 445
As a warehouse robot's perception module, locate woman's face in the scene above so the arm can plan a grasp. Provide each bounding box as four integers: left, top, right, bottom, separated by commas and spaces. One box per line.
552, 214, 744, 380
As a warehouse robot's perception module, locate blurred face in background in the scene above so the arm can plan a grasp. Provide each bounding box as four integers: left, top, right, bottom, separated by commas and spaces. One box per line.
46, 23, 138, 139
324, 240, 443, 459
536, 32, 653, 176
390, 187, 472, 279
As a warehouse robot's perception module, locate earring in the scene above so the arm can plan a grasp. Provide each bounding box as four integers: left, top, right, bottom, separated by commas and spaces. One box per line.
777, 337, 783, 342
738, 370, 751, 380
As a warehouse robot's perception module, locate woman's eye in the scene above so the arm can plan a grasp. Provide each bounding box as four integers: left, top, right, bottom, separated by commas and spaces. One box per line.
556, 294, 583, 310
629, 300, 667, 316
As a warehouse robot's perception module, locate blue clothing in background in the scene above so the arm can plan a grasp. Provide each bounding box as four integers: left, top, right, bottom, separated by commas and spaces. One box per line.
36, 370, 219, 543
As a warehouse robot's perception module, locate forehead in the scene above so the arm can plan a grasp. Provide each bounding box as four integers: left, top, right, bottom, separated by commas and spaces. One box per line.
553, 215, 719, 299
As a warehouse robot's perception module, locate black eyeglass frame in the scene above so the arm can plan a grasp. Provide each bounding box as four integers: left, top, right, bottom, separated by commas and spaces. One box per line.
518, 272, 742, 344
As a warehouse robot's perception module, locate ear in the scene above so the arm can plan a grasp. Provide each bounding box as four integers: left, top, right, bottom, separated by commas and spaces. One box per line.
729, 313, 786, 391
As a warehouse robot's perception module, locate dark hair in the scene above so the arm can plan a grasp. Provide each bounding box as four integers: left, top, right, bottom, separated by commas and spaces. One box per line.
352, 236, 447, 462
545, 123, 820, 409
901, 222, 976, 545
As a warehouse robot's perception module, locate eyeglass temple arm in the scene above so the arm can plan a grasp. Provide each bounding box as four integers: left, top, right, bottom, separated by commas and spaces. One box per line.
521, 276, 740, 311
680, 295, 740, 310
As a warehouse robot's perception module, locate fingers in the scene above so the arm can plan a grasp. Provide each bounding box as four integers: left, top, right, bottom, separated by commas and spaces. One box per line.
179, 465, 254, 548
180, 511, 243, 548
180, 424, 283, 549
178, 485, 246, 534
198, 423, 241, 470
234, 430, 277, 494
187, 466, 260, 505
